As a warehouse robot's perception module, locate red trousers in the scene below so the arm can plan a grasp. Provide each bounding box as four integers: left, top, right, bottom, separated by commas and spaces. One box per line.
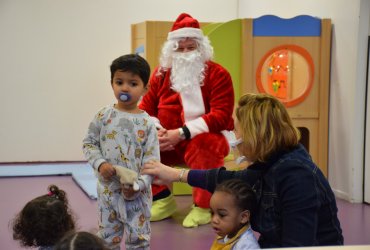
152, 132, 229, 208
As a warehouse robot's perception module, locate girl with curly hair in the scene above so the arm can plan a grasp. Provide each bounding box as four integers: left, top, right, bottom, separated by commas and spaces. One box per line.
11, 184, 76, 250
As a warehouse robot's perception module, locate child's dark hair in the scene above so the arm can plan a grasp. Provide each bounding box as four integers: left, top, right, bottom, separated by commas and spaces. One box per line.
110, 54, 151, 86
215, 179, 257, 214
11, 184, 76, 247
54, 231, 109, 250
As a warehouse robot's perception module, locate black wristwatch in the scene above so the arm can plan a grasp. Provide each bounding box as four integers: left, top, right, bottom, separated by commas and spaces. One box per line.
179, 125, 191, 140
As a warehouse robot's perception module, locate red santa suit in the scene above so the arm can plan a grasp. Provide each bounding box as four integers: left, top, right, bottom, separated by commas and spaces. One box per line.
139, 60, 234, 208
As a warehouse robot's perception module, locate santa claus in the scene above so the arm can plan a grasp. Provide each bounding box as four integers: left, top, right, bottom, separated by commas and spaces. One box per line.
139, 13, 234, 227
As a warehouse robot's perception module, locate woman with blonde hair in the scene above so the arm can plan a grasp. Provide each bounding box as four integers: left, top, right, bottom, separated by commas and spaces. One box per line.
143, 93, 343, 248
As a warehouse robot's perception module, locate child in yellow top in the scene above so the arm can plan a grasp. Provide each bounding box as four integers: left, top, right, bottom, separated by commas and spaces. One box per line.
210, 179, 260, 250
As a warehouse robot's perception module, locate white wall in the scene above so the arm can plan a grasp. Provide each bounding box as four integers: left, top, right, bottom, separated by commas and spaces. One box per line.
362, 0, 370, 203
0, 0, 237, 162
238, 0, 370, 202
1, 0, 368, 203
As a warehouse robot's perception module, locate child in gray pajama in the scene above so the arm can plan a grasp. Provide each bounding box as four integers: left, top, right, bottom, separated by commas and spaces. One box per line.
83, 54, 159, 250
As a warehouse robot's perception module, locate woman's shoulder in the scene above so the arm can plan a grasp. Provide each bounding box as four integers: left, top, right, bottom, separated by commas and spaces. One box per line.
267, 145, 326, 188
273, 145, 314, 169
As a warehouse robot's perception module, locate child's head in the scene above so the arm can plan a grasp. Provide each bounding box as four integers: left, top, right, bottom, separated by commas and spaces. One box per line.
110, 54, 150, 109
210, 179, 256, 238
110, 54, 150, 86
54, 231, 109, 250
235, 93, 300, 162
11, 184, 75, 248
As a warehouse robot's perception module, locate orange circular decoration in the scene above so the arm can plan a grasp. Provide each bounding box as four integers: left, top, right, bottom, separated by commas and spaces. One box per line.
256, 45, 314, 107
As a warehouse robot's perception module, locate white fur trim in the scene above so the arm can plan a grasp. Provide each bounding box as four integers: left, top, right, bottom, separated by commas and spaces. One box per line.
180, 86, 205, 122
185, 117, 209, 138
179, 84, 208, 137
168, 27, 203, 40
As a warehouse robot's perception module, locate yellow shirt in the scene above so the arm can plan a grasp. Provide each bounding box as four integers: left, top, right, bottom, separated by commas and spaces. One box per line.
210, 225, 249, 250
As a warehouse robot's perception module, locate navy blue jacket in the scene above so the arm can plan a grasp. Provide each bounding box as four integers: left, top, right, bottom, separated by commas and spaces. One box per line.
188, 144, 343, 248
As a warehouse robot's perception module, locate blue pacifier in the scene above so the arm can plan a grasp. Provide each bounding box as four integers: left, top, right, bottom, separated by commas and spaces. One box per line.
119, 93, 131, 102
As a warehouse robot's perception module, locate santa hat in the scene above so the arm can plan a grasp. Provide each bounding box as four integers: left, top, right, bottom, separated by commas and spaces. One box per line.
167, 13, 204, 40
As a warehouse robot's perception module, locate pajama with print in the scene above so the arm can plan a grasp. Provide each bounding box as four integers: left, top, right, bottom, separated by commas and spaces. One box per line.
83, 105, 160, 249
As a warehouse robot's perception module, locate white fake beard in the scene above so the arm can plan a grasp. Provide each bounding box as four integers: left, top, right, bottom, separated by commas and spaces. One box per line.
170, 51, 205, 93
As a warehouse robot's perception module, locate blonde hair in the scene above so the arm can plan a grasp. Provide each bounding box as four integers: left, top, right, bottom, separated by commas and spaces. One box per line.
235, 93, 300, 162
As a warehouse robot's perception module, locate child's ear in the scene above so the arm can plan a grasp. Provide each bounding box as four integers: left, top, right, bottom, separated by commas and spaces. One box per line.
143, 83, 150, 93
240, 210, 250, 224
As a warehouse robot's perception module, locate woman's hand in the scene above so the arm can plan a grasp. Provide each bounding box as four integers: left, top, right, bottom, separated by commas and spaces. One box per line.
142, 160, 183, 185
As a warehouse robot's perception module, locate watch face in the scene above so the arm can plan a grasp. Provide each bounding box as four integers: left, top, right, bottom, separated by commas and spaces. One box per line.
179, 128, 185, 139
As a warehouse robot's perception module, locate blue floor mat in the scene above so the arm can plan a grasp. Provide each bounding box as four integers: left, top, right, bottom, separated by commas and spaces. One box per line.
0, 163, 97, 199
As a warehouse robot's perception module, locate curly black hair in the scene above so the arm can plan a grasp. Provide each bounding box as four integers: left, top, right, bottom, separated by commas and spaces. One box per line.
215, 179, 257, 215
54, 231, 109, 250
11, 184, 76, 247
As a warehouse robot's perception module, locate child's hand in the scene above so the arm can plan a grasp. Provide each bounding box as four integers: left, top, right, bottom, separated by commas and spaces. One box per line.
98, 162, 116, 180
121, 184, 140, 200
